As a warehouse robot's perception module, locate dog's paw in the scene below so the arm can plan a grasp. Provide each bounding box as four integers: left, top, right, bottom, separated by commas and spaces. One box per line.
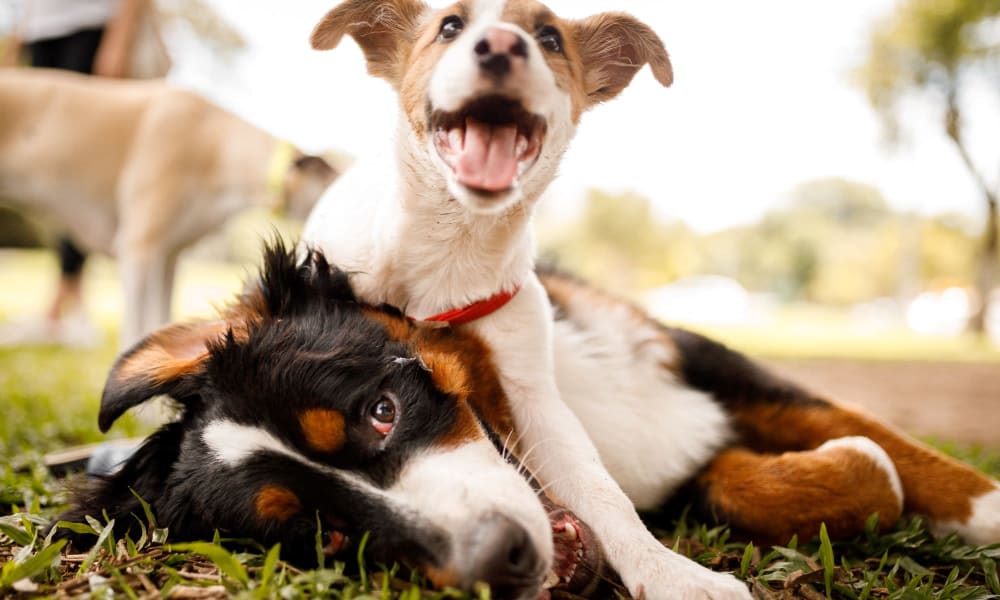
931, 482, 1000, 546
616, 542, 751, 600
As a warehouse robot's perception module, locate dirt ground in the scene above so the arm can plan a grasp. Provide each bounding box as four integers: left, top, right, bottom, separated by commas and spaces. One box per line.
768, 359, 1000, 448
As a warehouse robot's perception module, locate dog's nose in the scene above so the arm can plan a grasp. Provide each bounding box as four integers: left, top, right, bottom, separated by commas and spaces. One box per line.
474, 28, 528, 79
463, 514, 543, 597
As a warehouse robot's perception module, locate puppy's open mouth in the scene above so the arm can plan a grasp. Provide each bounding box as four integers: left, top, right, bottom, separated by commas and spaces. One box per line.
432, 95, 546, 194
540, 496, 606, 594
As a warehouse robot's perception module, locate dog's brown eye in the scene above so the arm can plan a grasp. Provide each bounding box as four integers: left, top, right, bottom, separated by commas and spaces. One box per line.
537, 26, 562, 53
369, 394, 397, 436
438, 15, 464, 42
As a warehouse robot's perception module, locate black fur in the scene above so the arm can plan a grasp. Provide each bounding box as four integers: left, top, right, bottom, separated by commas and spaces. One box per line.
53, 242, 472, 569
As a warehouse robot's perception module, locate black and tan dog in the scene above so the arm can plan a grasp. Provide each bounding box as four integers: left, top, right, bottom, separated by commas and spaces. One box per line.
56, 243, 1000, 600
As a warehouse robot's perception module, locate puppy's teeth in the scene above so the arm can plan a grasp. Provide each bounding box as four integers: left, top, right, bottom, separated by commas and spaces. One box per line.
543, 571, 559, 589
449, 128, 464, 150
562, 522, 577, 541
575, 548, 583, 560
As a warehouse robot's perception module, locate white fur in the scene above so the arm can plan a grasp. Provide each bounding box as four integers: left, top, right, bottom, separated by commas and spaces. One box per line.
550, 302, 733, 510
303, 4, 751, 597
388, 439, 553, 575
816, 436, 904, 512
930, 484, 1000, 546
202, 419, 552, 576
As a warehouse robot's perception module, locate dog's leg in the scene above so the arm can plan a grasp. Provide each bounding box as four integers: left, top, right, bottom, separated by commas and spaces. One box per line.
727, 399, 1000, 545
484, 278, 751, 600
670, 328, 1000, 546
117, 247, 177, 350
694, 437, 904, 545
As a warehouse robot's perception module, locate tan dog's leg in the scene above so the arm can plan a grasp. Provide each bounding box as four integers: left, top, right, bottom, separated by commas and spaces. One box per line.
726, 400, 1000, 545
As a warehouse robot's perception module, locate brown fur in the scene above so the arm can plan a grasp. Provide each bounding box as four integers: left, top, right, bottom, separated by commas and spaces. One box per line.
255, 485, 302, 523
698, 445, 902, 544
729, 402, 996, 527
299, 408, 348, 453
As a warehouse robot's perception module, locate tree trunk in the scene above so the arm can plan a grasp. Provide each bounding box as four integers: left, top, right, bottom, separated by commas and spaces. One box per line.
969, 193, 998, 334
944, 98, 997, 336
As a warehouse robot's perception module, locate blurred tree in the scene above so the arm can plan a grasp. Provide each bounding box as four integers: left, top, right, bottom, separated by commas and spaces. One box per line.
156, 0, 245, 61
858, 0, 1000, 333
541, 190, 702, 295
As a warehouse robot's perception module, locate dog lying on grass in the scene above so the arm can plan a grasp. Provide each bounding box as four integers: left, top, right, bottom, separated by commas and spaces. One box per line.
54, 242, 1000, 599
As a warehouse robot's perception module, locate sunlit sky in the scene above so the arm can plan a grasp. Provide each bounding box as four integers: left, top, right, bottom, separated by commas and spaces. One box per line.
6, 0, 998, 231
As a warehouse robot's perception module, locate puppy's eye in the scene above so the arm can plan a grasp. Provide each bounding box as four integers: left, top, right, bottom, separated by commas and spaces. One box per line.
536, 26, 562, 53
369, 394, 398, 436
438, 15, 465, 42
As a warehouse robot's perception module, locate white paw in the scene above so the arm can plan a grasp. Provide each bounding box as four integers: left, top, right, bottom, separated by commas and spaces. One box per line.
931, 483, 1000, 546
817, 436, 903, 510
616, 542, 751, 600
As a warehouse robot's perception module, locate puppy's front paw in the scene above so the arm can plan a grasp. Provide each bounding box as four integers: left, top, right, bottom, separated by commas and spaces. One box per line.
617, 543, 751, 600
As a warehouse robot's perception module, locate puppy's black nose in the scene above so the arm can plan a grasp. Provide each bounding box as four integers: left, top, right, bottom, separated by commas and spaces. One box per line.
475, 28, 528, 79
464, 515, 543, 598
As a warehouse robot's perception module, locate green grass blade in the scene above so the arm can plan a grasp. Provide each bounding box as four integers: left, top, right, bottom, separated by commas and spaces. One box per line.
358, 531, 371, 593
0, 521, 33, 547
739, 541, 754, 578
260, 543, 281, 590
79, 518, 116, 575
818, 522, 835, 598
0, 539, 67, 591
170, 542, 249, 586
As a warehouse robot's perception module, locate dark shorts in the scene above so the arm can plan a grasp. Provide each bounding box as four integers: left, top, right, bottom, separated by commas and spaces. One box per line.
28, 27, 105, 73
29, 27, 106, 275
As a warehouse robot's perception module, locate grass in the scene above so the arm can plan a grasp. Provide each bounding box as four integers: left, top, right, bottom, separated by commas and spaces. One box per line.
1, 248, 1000, 598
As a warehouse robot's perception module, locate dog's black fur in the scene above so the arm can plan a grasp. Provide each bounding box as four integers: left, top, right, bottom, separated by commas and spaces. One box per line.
52, 244, 483, 568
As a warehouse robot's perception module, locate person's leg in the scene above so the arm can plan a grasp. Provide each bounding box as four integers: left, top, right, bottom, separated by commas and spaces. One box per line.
27, 29, 105, 338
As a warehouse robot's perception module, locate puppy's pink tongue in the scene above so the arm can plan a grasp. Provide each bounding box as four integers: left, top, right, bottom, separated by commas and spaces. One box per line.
456, 120, 519, 192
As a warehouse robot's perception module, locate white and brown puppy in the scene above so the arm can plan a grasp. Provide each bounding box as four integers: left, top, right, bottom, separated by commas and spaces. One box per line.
0, 67, 337, 348
301, 1, 1000, 599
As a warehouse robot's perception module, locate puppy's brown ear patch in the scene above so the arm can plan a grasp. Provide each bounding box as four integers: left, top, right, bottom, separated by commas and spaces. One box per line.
310, 0, 428, 84
300, 408, 347, 453
419, 350, 470, 399
255, 485, 302, 522
573, 12, 673, 106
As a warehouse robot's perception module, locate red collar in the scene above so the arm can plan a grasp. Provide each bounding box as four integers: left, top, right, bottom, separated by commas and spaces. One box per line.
417, 284, 521, 327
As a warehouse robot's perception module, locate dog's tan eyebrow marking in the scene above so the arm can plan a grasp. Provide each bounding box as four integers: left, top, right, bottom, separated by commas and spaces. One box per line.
300, 409, 347, 453
255, 485, 302, 522
418, 350, 470, 399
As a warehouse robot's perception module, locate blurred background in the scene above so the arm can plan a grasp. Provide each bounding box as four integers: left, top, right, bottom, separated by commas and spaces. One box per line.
0, 0, 997, 462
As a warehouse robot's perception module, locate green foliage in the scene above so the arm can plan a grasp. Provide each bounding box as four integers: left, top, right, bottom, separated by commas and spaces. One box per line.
541, 181, 985, 305
857, 0, 1000, 140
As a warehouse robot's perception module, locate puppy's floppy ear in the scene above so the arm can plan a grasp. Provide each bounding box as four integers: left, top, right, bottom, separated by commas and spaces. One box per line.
310, 0, 428, 84
99, 321, 228, 432
573, 12, 673, 106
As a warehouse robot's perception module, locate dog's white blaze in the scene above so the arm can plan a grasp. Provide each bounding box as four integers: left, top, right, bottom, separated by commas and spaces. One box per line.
816, 436, 904, 511
388, 437, 554, 572
549, 300, 733, 509
930, 484, 1000, 546
204, 419, 316, 468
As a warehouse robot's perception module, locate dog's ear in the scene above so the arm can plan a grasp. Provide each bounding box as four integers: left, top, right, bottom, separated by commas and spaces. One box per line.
99, 321, 228, 432
572, 12, 673, 106
310, 0, 428, 84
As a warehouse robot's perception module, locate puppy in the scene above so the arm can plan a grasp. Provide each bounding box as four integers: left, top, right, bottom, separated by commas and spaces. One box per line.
301, 1, 1000, 599
55, 244, 610, 599
0, 67, 337, 348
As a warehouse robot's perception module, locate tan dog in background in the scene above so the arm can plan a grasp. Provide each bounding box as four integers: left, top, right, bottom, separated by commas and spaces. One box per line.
0, 67, 337, 348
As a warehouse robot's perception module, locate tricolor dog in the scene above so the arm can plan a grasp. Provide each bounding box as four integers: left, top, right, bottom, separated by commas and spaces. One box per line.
0, 67, 337, 348
57, 244, 1000, 599
298, 0, 1000, 598
55, 244, 612, 598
